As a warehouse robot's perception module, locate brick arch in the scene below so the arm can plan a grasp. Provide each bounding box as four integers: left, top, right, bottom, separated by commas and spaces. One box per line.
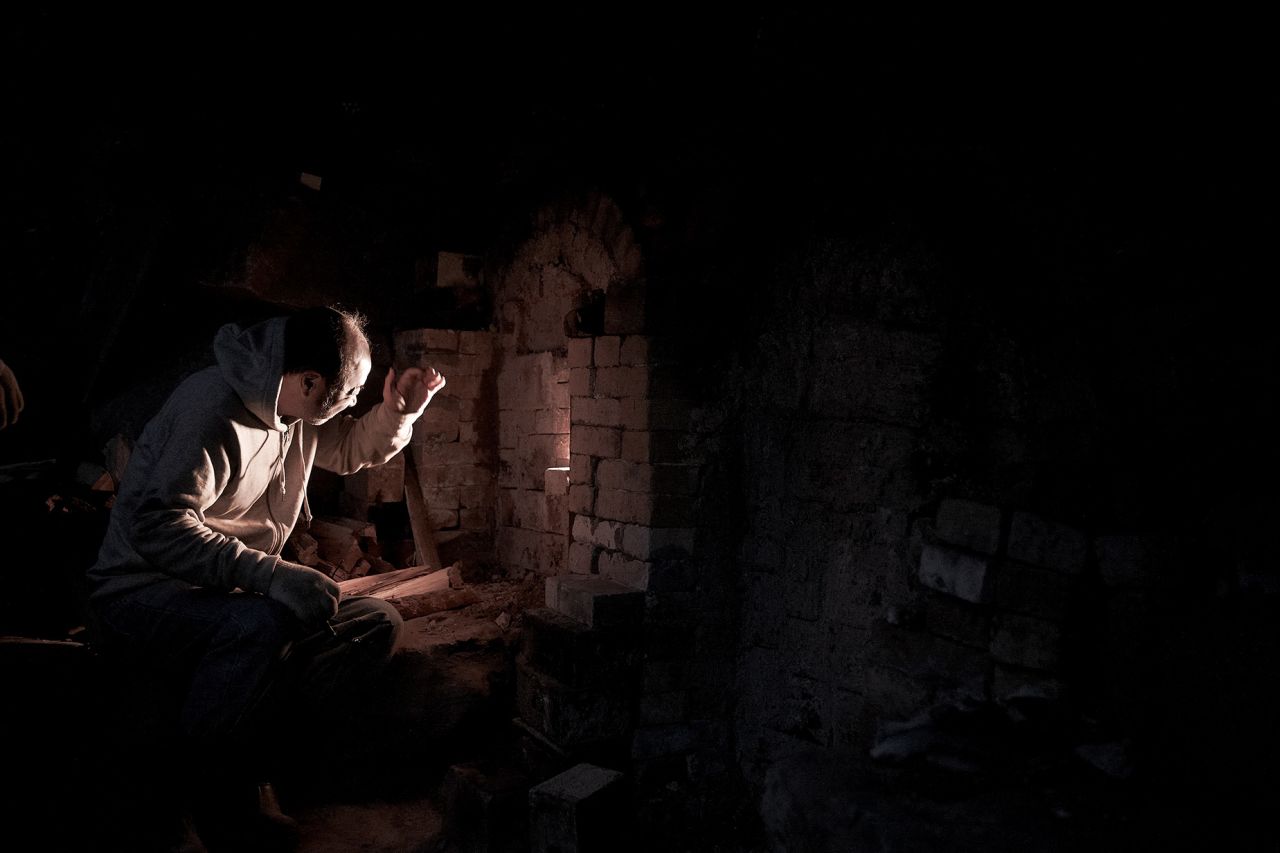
496, 192, 644, 353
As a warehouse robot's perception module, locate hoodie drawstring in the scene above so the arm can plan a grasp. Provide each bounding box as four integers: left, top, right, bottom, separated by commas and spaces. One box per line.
279, 429, 288, 497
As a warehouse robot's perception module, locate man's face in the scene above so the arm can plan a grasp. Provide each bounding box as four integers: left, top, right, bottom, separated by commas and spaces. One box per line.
307, 349, 372, 425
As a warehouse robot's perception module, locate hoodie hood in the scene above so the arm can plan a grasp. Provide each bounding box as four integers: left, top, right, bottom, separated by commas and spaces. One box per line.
213, 317, 289, 431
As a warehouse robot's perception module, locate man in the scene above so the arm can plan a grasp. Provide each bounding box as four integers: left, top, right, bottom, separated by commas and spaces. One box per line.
87, 306, 444, 851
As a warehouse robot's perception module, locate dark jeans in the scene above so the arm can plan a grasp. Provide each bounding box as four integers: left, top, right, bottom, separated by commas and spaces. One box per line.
91, 579, 403, 775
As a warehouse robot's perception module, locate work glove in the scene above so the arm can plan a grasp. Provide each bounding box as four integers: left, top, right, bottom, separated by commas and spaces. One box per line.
0, 359, 23, 429
266, 561, 340, 627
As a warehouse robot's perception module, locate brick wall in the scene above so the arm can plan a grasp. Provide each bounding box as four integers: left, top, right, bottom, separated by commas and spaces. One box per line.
726, 240, 1188, 791
394, 328, 498, 562
491, 193, 644, 576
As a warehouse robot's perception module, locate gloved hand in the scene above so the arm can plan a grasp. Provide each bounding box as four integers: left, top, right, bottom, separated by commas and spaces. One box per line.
0, 359, 24, 430
266, 561, 340, 627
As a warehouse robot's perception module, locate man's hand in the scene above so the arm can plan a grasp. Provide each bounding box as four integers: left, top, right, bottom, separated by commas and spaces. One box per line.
382, 366, 446, 418
0, 359, 24, 430
266, 561, 340, 627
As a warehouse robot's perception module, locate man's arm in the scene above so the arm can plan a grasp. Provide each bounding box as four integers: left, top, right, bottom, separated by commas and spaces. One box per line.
128, 408, 282, 594
128, 406, 339, 625
314, 366, 445, 474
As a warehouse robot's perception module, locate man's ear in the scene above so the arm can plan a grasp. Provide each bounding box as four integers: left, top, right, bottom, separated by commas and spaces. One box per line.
301, 371, 323, 397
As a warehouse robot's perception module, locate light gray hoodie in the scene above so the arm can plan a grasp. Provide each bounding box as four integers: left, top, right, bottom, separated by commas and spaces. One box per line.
88, 317, 414, 602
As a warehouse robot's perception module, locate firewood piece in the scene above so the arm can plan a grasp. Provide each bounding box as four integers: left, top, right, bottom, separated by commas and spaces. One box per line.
307, 520, 366, 575
336, 565, 438, 598
447, 563, 464, 589
287, 531, 320, 567
314, 515, 377, 541
365, 555, 398, 575
336, 565, 476, 617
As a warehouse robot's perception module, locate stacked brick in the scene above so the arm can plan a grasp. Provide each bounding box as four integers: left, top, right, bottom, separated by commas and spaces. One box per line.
393, 329, 497, 550
496, 351, 571, 575
918, 501, 1090, 702
566, 334, 700, 592
515, 576, 645, 772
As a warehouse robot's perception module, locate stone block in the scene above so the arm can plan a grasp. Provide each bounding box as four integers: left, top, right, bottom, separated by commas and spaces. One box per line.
571, 514, 593, 544
620, 430, 694, 464
458, 330, 494, 356
443, 763, 528, 853
502, 434, 570, 489
568, 541, 598, 574
568, 337, 593, 368
532, 408, 570, 435
421, 485, 461, 510
568, 485, 595, 515
592, 336, 621, 367
1007, 512, 1087, 574
917, 543, 989, 603
619, 525, 695, 561
548, 575, 645, 629
521, 607, 640, 689
546, 493, 569, 536
571, 396, 622, 427
545, 466, 570, 497
593, 489, 651, 525
589, 519, 625, 551
935, 499, 1003, 555
597, 550, 650, 590
570, 425, 621, 459
549, 381, 570, 411
499, 352, 558, 411
619, 398, 695, 431
569, 454, 594, 486
594, 366, 648, 399
442, 374, 484, 400
528, 763, 627, 853
517, 663, 634, 749
569, 367, 594, 397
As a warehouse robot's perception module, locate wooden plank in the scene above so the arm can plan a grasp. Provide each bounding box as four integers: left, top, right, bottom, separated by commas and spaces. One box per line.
403, 449, 442, 570
335, 564, 475, 618
336, 565, 439, 598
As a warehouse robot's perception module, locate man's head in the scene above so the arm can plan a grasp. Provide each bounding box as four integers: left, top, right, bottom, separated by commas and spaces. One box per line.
278, 307, 372, 424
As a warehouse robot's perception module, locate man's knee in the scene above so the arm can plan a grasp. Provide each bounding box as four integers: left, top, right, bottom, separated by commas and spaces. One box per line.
333, 596, 403, 657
